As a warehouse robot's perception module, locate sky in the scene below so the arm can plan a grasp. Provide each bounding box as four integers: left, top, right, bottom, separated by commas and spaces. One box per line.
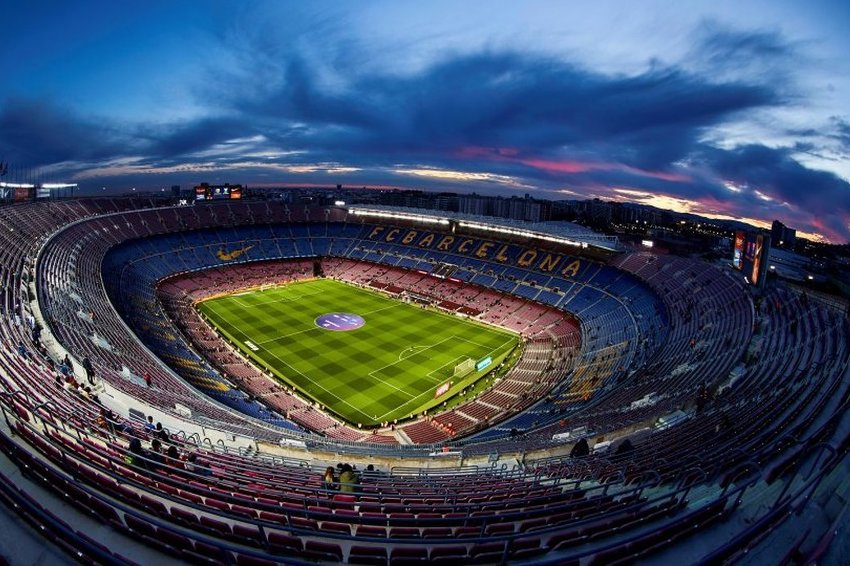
1, 1, 850, 242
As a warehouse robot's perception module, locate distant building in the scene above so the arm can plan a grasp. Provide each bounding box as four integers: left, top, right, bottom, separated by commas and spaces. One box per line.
771, 220, 797, 250
458, 193, 551, 222
459, 194, 489, 216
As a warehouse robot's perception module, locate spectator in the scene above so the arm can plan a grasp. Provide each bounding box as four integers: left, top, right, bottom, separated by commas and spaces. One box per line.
82, 356, 94, 385
185, 453, 212, 477
144, 416, 156, 432
322, 466, 337, 492
155, 422, 169, 442
105, 409, 132, 435
96, 408, 114, 433
126, 437, 146, 468
338, 463, 360, 493
143, 371, 152, 388
165, 445, 182, 470
63, 354, 74, 374
17, 341, 28, 360
146, 439, 164, 471
95, 410, 108, 430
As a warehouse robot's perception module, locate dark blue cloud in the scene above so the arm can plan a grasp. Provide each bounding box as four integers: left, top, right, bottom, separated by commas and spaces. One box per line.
235, 51, 777, 172
698, 144, 849, 207
1, 23, 847, 241
0, 98, 128, 164
143, 117, 252, 159
693, 143, 850, 238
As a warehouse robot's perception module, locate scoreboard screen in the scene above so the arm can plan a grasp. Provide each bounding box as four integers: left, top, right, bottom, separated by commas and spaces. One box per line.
732, 230, 770, 287
732, 231, 745, 270
751, 234, 765, 285
194, 184, 243, 201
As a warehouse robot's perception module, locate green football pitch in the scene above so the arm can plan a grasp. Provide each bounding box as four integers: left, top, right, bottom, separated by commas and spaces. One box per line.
197, 278, 520, 427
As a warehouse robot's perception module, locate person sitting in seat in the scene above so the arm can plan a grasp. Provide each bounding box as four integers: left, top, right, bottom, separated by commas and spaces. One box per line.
154, 422, 169, 442
323, 466, 338, 492
338, 463, 360, 493
145, 438, 165, 471
185, 453, 212, 477
126, 437, 146, 468
165, 445, 183, 470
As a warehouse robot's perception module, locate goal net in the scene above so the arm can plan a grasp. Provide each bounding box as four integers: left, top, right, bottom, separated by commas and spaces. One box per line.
453, 358, 475, 378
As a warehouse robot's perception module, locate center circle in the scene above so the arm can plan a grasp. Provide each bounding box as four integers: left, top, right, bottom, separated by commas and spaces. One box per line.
315, 312, 365, 331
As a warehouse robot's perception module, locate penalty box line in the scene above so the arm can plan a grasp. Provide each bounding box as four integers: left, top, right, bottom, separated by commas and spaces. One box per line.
369, 334, 497, 390
372, 335, 517, 421
262, 347, 379, 424
422, 335, 507, 382
367, 335, 458, 385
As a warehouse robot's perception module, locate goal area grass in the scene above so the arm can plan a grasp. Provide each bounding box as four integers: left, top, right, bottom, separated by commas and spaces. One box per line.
197, 278, 520, 427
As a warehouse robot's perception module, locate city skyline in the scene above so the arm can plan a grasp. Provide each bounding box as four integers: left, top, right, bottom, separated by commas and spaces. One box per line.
1, 1, 849, 241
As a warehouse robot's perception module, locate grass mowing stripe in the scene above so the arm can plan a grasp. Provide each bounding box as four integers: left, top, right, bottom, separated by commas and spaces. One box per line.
198, 278, 520, 427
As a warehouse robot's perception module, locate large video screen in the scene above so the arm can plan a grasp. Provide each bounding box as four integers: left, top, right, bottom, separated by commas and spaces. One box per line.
751, 234, 765, 285
194, 184, 242, 201
733, 231, 744, 270
733, 231, 770, 287
210, 186, 230, 200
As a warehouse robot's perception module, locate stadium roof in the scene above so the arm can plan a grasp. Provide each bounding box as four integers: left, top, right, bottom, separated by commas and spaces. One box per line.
348, 205, 623, 252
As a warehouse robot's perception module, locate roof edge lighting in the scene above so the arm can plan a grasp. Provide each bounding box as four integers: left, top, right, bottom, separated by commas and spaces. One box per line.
457, 220, 587, 248
41, 183, 78, 189
348, 206, 620, 251
0, 182, 36, 189
348, 208, 450, 225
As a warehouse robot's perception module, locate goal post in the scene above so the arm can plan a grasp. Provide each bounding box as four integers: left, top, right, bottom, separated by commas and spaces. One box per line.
453, 357, 475, 378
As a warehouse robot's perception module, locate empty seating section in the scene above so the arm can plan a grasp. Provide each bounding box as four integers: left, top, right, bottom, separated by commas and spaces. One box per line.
0, 198, 843, 564
464, 253, 753, 451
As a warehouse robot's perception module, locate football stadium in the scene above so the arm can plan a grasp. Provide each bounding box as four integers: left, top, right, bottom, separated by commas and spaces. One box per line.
0, 196, 848, 565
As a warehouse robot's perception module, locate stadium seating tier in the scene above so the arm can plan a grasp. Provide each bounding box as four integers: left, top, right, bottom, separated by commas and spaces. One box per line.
0, 198, 843, 564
